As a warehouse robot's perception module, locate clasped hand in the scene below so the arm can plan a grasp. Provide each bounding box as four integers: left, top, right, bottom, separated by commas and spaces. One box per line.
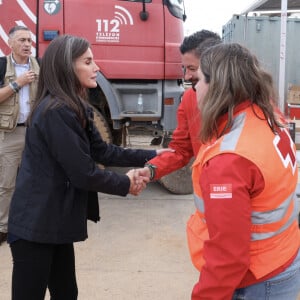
126, 147, 175, 196
126, 168, 150, 196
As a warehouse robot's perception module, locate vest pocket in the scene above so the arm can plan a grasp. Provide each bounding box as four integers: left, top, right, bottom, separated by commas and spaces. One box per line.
0, 106, 17, 130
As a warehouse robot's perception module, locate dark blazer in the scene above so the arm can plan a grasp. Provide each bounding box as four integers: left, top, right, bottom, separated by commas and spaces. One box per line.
8, 96, 156, 244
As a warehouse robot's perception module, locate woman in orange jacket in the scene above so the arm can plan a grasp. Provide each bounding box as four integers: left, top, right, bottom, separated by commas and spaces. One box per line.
190, 43, 300, 299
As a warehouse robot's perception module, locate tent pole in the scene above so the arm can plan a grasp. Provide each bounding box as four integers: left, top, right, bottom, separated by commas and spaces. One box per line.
278, 0, 287, 113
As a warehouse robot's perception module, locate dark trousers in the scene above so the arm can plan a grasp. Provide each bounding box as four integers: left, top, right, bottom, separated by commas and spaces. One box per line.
10, 239, 78, 300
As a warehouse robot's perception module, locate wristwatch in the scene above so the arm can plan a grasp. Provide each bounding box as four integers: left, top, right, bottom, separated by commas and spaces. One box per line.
145, 163, 157, 180
9, 81, 21, 93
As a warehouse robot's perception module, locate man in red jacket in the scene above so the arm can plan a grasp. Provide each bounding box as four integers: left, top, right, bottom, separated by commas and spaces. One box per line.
140, 30, 221, 181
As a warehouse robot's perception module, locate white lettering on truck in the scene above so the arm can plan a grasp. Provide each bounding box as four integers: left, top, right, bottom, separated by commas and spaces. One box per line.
96, 5, 133, 43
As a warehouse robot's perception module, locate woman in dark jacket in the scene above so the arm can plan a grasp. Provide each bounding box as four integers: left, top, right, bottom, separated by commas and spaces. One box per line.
8, 35, 168, 300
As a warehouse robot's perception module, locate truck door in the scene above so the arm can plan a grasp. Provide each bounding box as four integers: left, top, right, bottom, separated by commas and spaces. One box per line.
38, 0, 64, 56
64, 0, 165, 80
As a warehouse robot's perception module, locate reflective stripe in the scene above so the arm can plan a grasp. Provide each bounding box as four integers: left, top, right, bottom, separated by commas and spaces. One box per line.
193, 193, 205, 213
194, 190, 298, 241
251, 194, 299, 241
251, 211, 298, 240
252, 192, 295, 225
220, 113, 245, 151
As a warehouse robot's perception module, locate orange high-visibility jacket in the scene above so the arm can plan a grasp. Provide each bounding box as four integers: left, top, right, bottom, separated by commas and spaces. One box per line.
188, 103, 300, 279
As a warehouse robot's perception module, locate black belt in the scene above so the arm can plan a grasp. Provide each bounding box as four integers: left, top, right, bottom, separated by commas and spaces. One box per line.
17, 123, 25, 127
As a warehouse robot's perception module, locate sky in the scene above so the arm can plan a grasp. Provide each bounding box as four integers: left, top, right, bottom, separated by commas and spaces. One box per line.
183, 0, 255, 36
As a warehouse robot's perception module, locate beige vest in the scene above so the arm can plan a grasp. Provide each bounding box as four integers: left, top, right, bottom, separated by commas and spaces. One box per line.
0, 54, 39, 132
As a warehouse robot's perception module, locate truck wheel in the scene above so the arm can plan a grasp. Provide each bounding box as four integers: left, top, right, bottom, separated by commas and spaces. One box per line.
158, 159, 194, 195
92, 107, 112, 144
92, 107, 113, 169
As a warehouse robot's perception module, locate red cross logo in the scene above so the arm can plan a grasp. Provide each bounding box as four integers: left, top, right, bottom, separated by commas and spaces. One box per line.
274, 128, 297, 173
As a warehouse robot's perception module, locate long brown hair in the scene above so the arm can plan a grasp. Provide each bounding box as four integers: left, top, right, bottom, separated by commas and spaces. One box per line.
28, 35, 90, 126
199, 43, 282, 143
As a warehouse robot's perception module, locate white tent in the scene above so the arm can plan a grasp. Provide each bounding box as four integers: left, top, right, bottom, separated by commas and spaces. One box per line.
241, 0, 300, 13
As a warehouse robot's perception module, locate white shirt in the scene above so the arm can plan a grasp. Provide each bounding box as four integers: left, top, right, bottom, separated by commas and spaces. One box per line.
11, 56, 31, 124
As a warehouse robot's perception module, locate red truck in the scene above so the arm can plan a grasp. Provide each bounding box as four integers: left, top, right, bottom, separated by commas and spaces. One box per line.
0, 0, 191, 194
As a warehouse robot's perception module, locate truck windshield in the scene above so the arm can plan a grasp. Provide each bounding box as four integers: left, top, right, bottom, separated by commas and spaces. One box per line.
119, 0, 151, 2
165, 0, 185, 20
119, 0, 185, 20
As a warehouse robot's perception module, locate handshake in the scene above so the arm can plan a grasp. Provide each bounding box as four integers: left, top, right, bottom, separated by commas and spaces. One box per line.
125, 147, 174, 196
126, 167, 152, 196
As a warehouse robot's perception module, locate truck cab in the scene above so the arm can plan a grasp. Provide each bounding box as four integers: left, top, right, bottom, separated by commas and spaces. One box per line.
0, 0, 185, 145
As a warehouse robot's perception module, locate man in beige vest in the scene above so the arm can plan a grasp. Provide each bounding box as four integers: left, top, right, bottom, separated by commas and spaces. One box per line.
0, 26, 39, 245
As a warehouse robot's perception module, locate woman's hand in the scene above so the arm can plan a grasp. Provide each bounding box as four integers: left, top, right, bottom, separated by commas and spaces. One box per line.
126, 169, 150, 196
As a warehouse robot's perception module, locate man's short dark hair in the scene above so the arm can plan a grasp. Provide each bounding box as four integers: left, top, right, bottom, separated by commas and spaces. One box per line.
9, 26, 30, 37
180, 30, 221, 55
